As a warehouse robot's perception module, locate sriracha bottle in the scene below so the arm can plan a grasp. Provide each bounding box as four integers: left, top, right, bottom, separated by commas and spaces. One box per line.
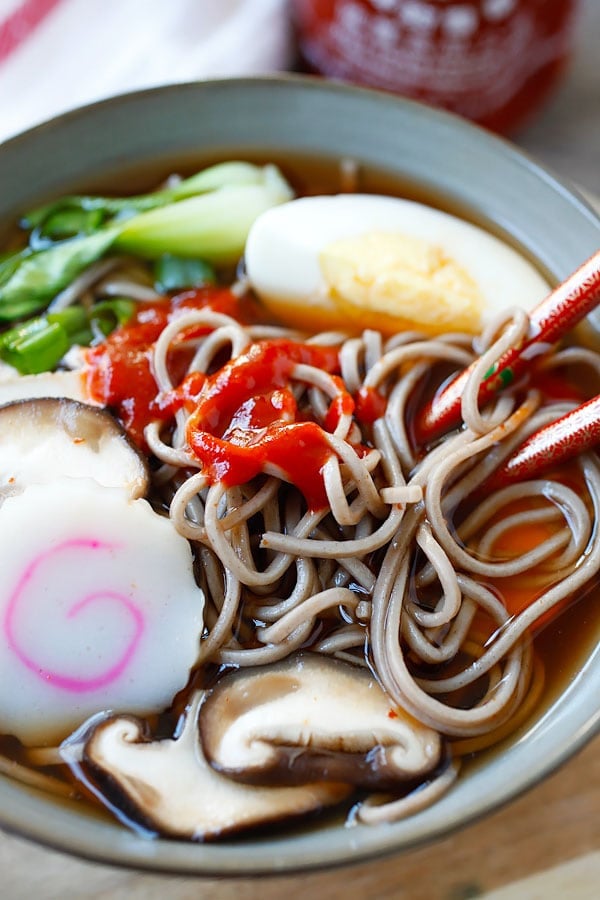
291, 0, 579, 134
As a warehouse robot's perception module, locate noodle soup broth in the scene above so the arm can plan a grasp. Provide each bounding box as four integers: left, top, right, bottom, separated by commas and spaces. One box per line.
0, 79, 598, 873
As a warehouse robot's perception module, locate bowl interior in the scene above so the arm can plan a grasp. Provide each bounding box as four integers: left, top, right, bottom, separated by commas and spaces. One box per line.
0, 76, 599, 875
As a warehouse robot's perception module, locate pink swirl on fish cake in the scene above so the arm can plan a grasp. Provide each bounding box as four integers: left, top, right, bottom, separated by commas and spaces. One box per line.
3, 538, 144, 693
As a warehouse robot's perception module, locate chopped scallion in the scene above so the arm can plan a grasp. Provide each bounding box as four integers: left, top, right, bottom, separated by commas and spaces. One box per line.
0, 320, 69, 374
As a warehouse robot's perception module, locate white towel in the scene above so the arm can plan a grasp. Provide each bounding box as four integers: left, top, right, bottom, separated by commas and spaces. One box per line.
0, 0, 293, 143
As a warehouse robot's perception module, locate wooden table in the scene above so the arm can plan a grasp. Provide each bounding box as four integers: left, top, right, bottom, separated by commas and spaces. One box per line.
1, 3, 599, 898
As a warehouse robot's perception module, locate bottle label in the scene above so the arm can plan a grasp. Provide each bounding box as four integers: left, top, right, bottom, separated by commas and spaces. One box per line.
295, 1, 576, 120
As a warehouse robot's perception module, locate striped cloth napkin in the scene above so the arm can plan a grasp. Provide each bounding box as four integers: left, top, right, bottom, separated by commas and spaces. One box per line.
0, 0, 293, 143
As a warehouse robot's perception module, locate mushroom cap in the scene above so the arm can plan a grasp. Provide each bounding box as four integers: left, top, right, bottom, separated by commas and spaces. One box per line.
0, 397, 148, 500
199, 653, 442, 789
83, 694, 351, 840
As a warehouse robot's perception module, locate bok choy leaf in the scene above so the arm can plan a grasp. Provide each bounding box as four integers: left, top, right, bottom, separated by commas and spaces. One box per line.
0, 163, 292, 321
154, 255, 216, 293
115, 174, 292, 263
0, 230, 119, 321
22, 161, 276, 235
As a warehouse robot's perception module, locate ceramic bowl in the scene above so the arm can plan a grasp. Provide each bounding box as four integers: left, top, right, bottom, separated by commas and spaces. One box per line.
0, 76, 598, 875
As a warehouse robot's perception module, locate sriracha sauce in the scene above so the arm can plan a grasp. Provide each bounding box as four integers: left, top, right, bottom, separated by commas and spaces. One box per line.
84, 288, 377, 512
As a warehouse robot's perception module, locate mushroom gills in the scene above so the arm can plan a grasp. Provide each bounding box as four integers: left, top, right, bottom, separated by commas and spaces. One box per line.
0, 397, 148, 500
82, 694, 351, 840
199, 653, 442, 790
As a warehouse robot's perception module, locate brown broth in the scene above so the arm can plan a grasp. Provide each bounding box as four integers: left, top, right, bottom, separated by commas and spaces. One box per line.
0, 152, 598, 837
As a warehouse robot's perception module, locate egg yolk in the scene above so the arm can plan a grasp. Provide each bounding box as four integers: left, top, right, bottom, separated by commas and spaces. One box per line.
319, 231, 485, 335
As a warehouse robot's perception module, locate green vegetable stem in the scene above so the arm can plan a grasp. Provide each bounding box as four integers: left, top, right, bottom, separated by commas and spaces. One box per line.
0, 162, 292, 322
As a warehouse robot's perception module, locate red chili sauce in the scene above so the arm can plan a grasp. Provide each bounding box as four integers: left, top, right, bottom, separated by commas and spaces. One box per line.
85, 287, 249, 445
85, 287, 381, 511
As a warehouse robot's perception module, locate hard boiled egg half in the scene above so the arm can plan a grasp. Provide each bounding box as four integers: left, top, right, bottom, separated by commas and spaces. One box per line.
245, 194, 550, 335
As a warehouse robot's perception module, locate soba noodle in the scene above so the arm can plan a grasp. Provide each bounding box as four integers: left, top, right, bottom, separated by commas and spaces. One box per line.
138, 290, 599, 820
1, 179, 599, 836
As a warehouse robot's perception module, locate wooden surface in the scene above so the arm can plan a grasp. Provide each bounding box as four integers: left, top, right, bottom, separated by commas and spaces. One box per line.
0, 2, 599, 898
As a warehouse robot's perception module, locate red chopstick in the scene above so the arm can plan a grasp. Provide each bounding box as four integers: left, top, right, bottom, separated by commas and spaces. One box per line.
483, 394, 600, 491
414, 250, 600, 444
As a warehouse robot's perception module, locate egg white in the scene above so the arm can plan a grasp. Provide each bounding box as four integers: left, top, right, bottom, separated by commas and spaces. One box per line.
245, 194, 550, 334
